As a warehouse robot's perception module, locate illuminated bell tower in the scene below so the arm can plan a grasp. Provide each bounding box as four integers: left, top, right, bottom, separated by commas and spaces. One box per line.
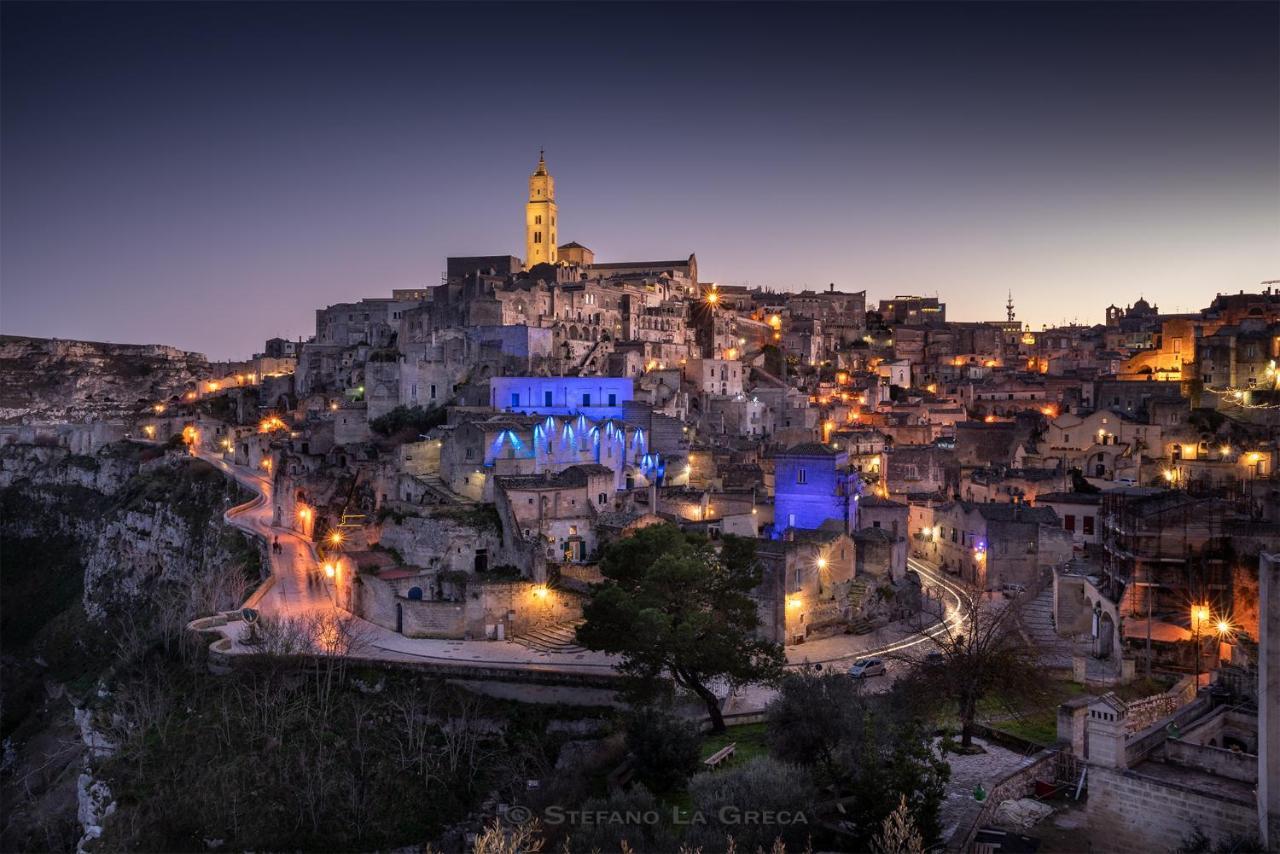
525, 151, 557, 268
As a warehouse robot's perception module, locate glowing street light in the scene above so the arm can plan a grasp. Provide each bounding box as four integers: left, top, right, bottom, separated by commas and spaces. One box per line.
816, 556, 828, 570
328, 531, 344, 546
323, 563, 336, 578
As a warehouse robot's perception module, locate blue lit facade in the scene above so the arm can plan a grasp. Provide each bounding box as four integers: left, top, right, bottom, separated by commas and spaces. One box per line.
444, 411, 656, 502
772, 443, 863, 537
490, 376, 633, 419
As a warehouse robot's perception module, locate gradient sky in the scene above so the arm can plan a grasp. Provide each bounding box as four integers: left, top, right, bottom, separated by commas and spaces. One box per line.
3, 1, 1277, 359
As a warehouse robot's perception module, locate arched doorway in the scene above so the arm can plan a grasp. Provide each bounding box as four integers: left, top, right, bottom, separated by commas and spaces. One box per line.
1096, 610, 1116, 659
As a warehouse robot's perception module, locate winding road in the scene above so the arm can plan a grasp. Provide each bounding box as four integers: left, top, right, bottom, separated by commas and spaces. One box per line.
195, 448, 973, 690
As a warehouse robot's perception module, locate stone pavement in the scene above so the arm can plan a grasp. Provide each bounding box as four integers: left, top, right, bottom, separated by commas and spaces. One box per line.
936, 736, 1042, 843
196, 451, 973, 698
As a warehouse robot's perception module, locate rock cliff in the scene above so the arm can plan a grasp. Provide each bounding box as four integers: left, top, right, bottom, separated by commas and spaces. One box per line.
0, 335, 209, 424
0, 441, 262, 851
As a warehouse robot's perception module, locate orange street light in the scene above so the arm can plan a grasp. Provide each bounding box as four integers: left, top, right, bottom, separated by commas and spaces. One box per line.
328, 531, 344, 546
323, 563, 336, 578
1191, 604, 1211, 630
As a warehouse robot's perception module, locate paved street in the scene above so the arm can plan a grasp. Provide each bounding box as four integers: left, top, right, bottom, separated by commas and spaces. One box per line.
198, 450, 975, 697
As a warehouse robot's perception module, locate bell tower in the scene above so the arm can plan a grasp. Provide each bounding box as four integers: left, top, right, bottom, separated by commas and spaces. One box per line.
525, 151, 557, 268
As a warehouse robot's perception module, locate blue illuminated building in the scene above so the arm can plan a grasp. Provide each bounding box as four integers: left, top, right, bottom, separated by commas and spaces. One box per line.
773, 442, 863, 537
490, 376, 633, 419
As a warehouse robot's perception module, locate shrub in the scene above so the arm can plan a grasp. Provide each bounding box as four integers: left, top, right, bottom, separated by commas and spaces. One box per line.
369, 405, 446, 438
624, 706, 701, 793
567, 784, 679, 854
685, 756, 815, 853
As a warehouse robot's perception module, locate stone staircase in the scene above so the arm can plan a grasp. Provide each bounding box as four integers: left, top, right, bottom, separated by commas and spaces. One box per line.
415, 474, 476, 506
1019, 585, 1082, 668
514, 620, 586, 654
847, 580, 874, 634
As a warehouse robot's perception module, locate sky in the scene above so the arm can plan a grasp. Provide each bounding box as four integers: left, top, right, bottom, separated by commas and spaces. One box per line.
2, 1, 1277, 359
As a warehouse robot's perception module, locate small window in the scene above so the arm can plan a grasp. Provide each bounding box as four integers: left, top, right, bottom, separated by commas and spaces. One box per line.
582, 393, 592, 406
1065, 514, 1076, 532
510, 393, 520, 407
607, 393, 617, 407
797, 468, 807, 484
1083, 516, 1095, 536
544, 390, 553, 406
535, 215, 542, 225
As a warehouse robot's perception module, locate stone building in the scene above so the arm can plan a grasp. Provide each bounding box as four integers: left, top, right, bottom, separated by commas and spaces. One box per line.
918, 500, 1071, 589
772, 442, 861, 535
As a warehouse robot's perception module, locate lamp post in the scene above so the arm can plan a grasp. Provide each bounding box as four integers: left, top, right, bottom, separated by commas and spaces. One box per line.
1192, 604, 1210, 688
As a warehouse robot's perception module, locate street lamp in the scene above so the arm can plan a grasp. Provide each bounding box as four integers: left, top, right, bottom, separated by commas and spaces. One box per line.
1192, 604, 1211, 687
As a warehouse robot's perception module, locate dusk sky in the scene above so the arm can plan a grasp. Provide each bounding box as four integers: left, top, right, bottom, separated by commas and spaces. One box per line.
3, 1, 1277, 360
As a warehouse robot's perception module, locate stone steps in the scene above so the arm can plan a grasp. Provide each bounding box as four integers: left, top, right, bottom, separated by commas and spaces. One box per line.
514, 621, 586, 653
1020, 586, 1080, 664
416, 475, 476, 506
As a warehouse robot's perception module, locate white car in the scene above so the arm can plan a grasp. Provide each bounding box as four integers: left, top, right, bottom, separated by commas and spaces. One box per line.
849, 658, 886, 678
1001, 583, 1027, 599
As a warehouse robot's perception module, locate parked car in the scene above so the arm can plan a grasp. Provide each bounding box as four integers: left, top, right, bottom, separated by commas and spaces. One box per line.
924, 651, 946, 667
849, 658, 886, 678
1001, 583, 1027, 599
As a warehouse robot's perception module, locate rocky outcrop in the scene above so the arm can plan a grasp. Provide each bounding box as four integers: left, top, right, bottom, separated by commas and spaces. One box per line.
1, 441, 263, 627
0, 336, 209, 425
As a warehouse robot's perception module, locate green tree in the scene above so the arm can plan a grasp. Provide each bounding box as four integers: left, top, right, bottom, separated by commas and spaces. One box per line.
765, 665, 865, 780
576, 525, 784, 732
766, 670, 949, 848
624, 706, 702, 793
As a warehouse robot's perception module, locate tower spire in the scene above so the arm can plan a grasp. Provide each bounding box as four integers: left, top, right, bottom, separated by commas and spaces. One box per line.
525, 152, 557, 267
1006, 290, 1015, 323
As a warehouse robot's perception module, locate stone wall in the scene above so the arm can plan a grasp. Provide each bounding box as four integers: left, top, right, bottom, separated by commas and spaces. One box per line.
1163, 740, 1257, 784
1086, 765, 1258, 853
946, 749, 1060, 852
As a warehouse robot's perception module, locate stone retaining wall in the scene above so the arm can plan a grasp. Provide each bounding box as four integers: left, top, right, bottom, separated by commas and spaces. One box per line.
1086, 765, 1258, 852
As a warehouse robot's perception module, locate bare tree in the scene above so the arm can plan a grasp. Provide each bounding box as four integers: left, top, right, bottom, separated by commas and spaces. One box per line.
896, 591, 1039, 749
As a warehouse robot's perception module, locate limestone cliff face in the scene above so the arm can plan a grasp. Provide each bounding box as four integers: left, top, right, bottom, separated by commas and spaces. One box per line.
0, 336, 209, 425
0, 443, 261, 626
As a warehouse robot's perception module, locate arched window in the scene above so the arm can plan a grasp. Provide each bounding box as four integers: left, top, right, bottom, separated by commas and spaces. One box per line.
407, 587, 423, 601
